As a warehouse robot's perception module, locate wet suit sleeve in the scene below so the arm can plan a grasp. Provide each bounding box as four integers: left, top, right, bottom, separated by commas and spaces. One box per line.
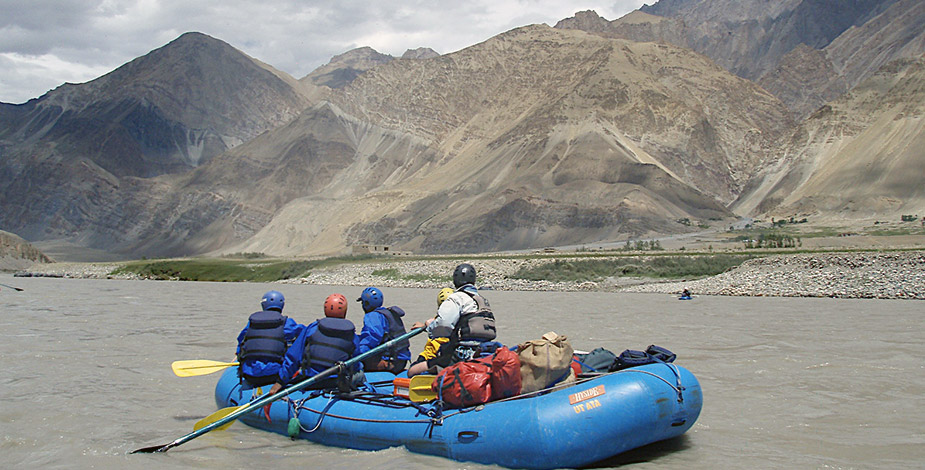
235, 324, 248, 357
277, 322, 317, 384
283, 317, 304, 343
356, 311, 387, 355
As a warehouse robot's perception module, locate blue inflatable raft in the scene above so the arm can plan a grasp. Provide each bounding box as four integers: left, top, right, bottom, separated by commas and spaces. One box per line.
215, 363, 702, 469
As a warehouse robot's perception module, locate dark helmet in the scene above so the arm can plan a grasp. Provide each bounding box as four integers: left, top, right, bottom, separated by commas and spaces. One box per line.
453, 263, 476, 288
324, 293, 348, 318
357, 287, 383, 312
261, 290, 285, 312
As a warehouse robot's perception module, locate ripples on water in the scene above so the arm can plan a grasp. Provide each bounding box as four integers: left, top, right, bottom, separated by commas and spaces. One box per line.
1, 275, 922, 469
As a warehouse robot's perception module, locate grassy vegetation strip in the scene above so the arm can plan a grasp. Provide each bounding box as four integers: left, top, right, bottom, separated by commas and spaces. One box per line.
510, 254, 758, 282
111, 258, 316, 282
371, 267, 448, 284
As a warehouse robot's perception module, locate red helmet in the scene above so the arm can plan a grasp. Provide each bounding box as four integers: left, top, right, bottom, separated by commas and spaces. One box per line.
324, 293, 348, 318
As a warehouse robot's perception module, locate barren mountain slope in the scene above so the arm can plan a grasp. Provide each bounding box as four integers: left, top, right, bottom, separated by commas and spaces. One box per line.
0, 32, 316, 244
824, 0, 925, 89
335, 25, 792, 203
559, 3, 907, 119
302, 47, 395, 89
638, 0, 896, 80
734, 58, 925, 222
211, 25, 793, 255
758, 0, 925, 118
757, 45, 850, 119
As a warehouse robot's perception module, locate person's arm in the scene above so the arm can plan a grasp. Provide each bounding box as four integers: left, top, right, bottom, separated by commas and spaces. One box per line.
427, 297, 462, 336
276, 322, 315, 385
283, 317, 304, 342
356, 312, 387, 355
235, 325, 248, 357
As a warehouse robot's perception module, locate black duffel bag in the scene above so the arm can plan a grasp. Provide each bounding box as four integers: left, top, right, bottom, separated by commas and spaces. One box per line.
609, 345, 677, 371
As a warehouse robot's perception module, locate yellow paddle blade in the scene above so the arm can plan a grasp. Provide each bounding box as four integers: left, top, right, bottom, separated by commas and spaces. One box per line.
409, 375, 438, 402
171, 360, 239, 377
194, 406, 242, 431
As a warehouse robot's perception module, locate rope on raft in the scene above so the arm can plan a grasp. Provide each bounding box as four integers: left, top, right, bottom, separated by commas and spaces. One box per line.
276, 362, 685, 430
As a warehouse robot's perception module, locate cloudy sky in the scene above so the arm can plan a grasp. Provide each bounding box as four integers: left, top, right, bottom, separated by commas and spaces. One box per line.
0, 0, 650, 104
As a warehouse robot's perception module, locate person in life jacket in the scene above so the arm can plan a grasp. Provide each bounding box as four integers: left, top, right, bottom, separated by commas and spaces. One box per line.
408, 263, 498, 377
355, 287, 412, 374
269, 293, 360, 394
407, 288, 454, 376
235, 290, 305, 387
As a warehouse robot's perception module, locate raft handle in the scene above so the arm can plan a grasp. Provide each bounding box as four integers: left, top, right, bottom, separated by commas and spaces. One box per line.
457, 431, 480, 442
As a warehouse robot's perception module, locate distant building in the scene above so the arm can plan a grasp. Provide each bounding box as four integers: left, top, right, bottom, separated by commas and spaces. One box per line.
350, 244, 413, 256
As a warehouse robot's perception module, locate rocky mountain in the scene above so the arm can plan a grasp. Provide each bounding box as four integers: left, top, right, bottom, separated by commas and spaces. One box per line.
557, 0, 919, 119
401, 47, 440, 60
636, 0, 896, 80
733, 57, 925, 221
207, 25, 792, 255
302, 46, 440, 89
3, 24, 794, 257
2, 4, 922, 259
0, 230, 52, 271
0, 32, 315, 243
759, 0, 925, 117
302, 46, 395, 89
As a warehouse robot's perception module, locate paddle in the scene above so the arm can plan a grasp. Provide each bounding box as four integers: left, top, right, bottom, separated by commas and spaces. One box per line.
0, 282, 24, 292
192, 386, 265, 431
132, 326, 426, 454
408, 374, 438, 402
193, 406, 239, 431
172, 360, 239, 377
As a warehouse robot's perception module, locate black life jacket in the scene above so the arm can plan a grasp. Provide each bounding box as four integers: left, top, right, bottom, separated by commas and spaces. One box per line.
454, 292, 496, 342
302, 317, 356, 373
372, 306, 410, 360
240, 310, 288, 363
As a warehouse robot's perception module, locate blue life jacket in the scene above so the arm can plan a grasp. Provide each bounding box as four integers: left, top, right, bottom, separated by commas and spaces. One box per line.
240, 310, 287, 364
302, 317, 356, 374
376, 306, 410, 360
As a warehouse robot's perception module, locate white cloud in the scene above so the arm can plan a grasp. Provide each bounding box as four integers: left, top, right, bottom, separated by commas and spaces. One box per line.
0, 0, 647, 103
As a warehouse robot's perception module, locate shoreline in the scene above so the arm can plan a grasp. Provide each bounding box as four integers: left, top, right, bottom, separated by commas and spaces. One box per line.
13, 250, 924, 300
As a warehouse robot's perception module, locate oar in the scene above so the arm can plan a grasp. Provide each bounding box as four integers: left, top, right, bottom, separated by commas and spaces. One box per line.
132, 326, 426, 454
0, 282, 24, 291
171, 360, 239, 377
408, 374, 438, 402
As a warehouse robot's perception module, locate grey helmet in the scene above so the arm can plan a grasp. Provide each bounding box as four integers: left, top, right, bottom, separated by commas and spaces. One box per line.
453, 263, 476, 288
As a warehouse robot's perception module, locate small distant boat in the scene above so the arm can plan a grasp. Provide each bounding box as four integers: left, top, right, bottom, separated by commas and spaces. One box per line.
214, 362, 702, 469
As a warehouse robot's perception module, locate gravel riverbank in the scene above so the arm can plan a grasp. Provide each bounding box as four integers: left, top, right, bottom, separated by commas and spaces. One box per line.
13, 251, 924, 300
281, 251, 925, 300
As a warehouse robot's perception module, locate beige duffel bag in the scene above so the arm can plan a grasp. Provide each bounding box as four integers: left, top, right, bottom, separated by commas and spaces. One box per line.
517, 331, 575, 394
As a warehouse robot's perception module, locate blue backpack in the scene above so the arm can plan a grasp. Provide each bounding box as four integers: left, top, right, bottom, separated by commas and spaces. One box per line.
609, 345, 676, 371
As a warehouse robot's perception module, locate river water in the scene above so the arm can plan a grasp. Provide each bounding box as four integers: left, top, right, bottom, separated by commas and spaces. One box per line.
1, 273, 922, 469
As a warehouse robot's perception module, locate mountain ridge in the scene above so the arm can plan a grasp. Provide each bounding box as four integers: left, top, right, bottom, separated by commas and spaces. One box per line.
1, 2, 923, 259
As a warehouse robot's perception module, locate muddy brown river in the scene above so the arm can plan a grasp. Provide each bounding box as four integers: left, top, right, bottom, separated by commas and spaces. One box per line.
1, 274, 921, 469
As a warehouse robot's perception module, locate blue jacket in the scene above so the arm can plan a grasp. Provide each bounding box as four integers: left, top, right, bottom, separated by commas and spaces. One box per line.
236, 316, 303, 378
277, 319, 361, 384
357, 307, 412, 362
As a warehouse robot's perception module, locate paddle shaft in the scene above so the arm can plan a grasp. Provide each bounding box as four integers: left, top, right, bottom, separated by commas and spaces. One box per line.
133, 326, 425, 453
0, 282, 23, 291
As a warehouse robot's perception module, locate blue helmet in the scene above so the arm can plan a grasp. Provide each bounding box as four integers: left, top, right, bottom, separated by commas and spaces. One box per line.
357, 287, 383, 312
261, 290, 285, 311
